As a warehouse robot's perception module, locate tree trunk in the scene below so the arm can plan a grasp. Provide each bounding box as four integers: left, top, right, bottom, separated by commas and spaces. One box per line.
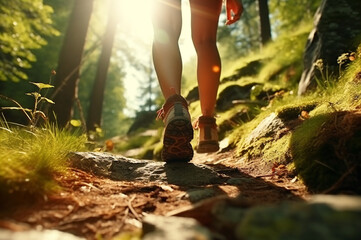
298, 0, 361, 95
86, 1, 118, 132
51, 0, 94, 128
258, 0, 272, 47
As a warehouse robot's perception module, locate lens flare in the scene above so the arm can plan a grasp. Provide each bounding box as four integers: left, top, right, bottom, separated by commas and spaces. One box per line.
212, 65, 220, 73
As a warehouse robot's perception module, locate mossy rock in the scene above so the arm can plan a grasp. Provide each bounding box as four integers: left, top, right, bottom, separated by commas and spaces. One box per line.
218, 106, 260, 140
290, 110, 361, 193
236, 200, 361, 240
216, 84, 254, 112
221, 60, 263, 83
250, 84, 288, 101
236, 112, 290, 164
277, 103, 318, 121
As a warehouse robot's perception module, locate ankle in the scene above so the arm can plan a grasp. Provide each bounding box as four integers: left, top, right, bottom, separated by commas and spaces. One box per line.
163, 94, 188, 113
197, 115, 217, 128
157, 94, 189, 121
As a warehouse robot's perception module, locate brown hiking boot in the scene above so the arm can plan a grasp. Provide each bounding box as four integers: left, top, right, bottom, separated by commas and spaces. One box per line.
195, 116, 219, 153
157, 94, 193, 162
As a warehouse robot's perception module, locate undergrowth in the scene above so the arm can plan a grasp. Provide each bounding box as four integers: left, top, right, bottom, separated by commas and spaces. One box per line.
0, 70, 89, 199
0, 127, 87, 197
0, 123, 87, 197
230, 43, 361, 192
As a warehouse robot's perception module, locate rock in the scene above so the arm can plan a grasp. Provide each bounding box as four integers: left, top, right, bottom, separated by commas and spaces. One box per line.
226, 178, 252, 185
298, 0, 361, 95
171, 194, 361, 240
235, 195, 361, 240
69, 152, 227, 186
185, 188, 216, 203
310, 194, 361, 211
245, 113, 285, 144
0, 229, 84, 240
221, 60, 263, 83
142, 214, 215, 240
216, 84, 254, 111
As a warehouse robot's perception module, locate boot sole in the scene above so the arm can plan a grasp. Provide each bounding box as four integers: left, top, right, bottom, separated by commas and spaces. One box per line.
162, 118, 194, 162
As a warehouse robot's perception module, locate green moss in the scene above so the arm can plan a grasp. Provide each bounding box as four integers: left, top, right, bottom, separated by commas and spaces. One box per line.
263, 133, 292, 164
231, 96, 318, 163
230, 110, 271, 156
291, 111, 361, 192
236, 201, 361, 240
276, 102, 318, 121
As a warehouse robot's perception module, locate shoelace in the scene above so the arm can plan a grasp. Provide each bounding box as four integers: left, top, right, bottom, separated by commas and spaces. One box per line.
192, 118, 200, 130
156, 108, 165, 121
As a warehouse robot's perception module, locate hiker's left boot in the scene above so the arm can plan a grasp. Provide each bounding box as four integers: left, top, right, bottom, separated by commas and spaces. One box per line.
157, 94, 194, 162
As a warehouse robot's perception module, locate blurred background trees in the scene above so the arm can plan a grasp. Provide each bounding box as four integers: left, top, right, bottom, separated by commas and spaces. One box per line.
0, 0, 328, 138
0, 0, 59, 82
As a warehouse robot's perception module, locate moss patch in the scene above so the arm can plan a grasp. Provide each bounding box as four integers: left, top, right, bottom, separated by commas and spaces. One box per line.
276, 102, 318, 121
290, 111, 361, 193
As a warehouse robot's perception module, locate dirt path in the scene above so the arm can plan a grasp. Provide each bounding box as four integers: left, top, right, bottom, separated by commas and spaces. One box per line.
0, 150, 308, 239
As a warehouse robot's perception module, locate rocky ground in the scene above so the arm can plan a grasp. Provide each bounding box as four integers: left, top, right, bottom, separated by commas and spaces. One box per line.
0, 150, 360, 240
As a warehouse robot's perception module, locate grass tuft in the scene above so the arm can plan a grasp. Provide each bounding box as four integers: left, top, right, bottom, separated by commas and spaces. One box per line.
0, 123, 87, 196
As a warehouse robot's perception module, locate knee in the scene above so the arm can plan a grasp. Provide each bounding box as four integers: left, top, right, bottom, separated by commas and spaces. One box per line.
192, 35, 217, 51
152, 13, 181, 45
153, 26, 180, 45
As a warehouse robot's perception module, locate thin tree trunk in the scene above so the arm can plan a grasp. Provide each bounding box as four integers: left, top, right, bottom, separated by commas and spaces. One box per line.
87, 0, 118, 132
258, 0, 272, 47
51, 0, 94, 128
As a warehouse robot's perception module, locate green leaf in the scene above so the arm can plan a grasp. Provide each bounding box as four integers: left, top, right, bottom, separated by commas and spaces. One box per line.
70, 119, 82, 127
26, 92, 41, 98
40, 97, 55, 104
30, 82, 54, 89
95, 127, 102, 133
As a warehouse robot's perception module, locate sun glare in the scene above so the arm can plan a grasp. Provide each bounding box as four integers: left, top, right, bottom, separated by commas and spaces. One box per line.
117, 0, 195, 58
116, 0, 196, 115
118, 0, 154, 43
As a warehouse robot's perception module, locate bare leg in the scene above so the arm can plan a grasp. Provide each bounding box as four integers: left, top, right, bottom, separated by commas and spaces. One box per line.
190, 0, 222, 117
152, 0, 182, 99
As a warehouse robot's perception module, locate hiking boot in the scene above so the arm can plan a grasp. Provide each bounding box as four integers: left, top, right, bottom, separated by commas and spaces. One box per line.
157, 94, 193, 162
195, 116, 219, 153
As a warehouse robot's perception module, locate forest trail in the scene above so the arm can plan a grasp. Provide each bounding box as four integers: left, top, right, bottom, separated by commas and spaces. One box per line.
0, 150, 309, 239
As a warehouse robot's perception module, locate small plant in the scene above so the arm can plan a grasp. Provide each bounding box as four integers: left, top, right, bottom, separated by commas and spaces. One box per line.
0, 70, 87, 198
0, 70, 56, 127
313, 59, 335, 90
314, 52, 357, 91
337, 52, 357, 77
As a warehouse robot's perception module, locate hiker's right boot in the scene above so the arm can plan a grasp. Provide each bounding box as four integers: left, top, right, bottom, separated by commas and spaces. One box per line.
195, 115, 219, 153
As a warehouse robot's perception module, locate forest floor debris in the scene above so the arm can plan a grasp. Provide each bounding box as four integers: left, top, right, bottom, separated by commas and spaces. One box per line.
0, 150, 310, 239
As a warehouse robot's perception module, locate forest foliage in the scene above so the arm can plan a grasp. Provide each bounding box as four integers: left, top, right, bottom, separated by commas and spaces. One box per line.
0, 0, 59, 82
0, 0, 322, 138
